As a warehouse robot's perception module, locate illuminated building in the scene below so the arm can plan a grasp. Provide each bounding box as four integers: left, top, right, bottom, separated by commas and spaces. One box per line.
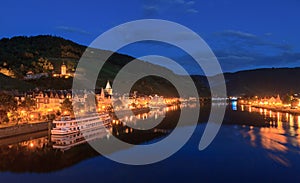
104, 80, 113, 96
61, 62, 67, 75
52, 62, 74, 78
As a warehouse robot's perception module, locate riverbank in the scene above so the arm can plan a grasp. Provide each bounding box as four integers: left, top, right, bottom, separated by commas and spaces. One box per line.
251, 105, 300, 115
110, 107, 150, 119
0, 121, 49, 139
0, 108, 151, 139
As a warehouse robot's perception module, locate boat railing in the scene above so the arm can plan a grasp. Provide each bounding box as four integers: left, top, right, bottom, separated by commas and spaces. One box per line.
54, 113, 110, 123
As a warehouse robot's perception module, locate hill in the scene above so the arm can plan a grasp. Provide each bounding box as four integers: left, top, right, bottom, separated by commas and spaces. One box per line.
0, 35, 204, 96
0, 73, 34, 91
0, 35, 84, 78
2, 35, 297, 98
218, 67, 300, 97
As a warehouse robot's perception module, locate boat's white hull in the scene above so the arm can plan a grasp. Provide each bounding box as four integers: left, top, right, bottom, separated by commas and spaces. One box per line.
51, 125, 109, 136
51, 129, 78, 136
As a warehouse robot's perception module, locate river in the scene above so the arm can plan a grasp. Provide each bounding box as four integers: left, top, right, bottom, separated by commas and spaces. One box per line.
1, 103, 300, 182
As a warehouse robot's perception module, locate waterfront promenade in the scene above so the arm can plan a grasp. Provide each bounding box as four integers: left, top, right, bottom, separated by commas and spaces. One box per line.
250, 104, 300, 115
0, 121, 49, 139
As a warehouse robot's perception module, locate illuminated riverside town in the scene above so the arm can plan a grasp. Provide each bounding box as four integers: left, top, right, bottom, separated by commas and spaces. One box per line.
238, 94, 300, 114
0, 82, 181, 125
0, 63, 180, 125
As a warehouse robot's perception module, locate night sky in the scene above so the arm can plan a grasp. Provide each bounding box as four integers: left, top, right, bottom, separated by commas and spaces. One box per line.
1, 0, 300, 74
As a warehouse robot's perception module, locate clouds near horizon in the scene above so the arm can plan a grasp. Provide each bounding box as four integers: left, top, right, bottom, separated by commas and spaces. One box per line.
206, 30, 300, 73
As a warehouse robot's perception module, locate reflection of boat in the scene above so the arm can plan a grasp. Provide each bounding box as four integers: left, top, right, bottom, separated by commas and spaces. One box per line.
51, 113, 111, 136
51, 127, 110, 151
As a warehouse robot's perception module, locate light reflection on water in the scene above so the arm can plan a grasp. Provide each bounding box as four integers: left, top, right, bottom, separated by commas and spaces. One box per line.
238, 104, 300, 166
0, 106, 182, 154
2, 103, 300, 174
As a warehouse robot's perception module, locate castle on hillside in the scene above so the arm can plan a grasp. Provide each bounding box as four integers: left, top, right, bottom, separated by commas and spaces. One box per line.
23, 62, 74, 80
52, 62, 74, 78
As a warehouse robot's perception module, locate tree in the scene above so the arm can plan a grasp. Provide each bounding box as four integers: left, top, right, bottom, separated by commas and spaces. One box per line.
60, 98, 73, 115
0, 93, 17, 110
0, 110, 8, 124
19, 97, 36, 111
46, 114, 56, 121
0, 93, 17, 112
282, 94, 292, 104
37, 57, 54, 72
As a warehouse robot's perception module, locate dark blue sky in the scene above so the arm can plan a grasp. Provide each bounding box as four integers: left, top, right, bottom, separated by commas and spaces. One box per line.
1, 0, 300, 73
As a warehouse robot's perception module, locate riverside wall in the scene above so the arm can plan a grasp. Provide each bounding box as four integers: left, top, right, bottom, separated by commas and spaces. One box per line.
0, 122, 49, 139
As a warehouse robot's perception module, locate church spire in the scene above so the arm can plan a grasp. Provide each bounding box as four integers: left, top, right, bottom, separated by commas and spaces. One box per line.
104, 80, 113, 96
105, 80, 111, 89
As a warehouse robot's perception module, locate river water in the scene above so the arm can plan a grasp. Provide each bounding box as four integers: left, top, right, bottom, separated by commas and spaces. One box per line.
1, 103, 300, 182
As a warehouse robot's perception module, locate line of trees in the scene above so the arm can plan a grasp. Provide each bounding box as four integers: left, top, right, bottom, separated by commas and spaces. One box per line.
0, 93, 36, 124
0, 93, 17, 123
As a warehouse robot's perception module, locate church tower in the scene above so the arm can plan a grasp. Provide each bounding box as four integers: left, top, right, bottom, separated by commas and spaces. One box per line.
61, 62, 67, 75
